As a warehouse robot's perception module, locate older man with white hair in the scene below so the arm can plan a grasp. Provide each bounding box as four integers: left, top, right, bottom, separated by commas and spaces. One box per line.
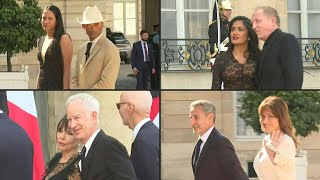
71, 6, 120, 89
117, 91, 159, 180
66, 93, 137, 180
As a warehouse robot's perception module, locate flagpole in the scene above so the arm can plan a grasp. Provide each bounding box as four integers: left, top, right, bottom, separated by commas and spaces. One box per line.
216, 0, 221, 51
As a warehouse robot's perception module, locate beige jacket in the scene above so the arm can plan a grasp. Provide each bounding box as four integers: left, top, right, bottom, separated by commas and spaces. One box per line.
254, 134, 296, 180
71, 36, 120, 89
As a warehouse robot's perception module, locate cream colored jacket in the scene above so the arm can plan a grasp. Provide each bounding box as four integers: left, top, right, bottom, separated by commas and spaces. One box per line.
254, 134, 296, 180
71, 36, 120, 89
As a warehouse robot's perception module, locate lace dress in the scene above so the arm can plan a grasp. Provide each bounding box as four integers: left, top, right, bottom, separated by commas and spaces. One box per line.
43, 152, 81, 180
211, 51, 257, 89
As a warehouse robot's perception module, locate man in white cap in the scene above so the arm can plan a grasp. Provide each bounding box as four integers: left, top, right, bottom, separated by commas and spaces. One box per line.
71, 6, 120, 89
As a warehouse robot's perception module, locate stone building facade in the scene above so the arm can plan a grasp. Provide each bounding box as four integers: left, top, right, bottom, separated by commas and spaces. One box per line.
0, 0, 159, 88
161, 91, 320, 180
161, 0, 320, 89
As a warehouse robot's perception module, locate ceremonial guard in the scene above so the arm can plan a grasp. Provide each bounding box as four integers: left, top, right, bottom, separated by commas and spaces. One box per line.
208, 0, 232, 70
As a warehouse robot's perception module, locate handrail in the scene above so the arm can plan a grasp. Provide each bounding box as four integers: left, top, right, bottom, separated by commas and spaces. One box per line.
161, 38, 320, 71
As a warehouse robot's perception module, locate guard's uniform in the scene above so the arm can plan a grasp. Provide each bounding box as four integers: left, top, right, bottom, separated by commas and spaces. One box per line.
208, 17, 230, 55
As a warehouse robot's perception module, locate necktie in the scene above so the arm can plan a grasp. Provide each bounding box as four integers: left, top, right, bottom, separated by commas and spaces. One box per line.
193, 139, 203, 168
143, 42, 148, 61
81, 146, 86, 171
85, 42, 92, 61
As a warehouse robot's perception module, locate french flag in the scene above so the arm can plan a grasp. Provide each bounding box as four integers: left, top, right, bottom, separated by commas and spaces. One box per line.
7, 91, 45, 180
151, 96, 159, 128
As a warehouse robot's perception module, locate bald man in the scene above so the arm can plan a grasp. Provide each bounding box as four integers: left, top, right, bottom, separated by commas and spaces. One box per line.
117, 91, 159, 180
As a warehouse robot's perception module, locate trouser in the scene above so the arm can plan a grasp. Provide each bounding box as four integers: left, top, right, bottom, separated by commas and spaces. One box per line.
136, 62, 150, 89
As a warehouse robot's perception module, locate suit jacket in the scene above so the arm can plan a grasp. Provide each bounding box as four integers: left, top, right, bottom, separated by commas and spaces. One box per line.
131, 41, 155, 70
131, 121, 159, 180
71, 36, 120, 89
81, 130, 137, 180
192, 127, 248, 180
256, 28, 303, 89
0, 113, 33, 180
0, 92, 9, 115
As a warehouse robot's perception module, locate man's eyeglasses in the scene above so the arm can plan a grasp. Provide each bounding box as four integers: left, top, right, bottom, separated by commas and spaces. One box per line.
116, 102, 130, 110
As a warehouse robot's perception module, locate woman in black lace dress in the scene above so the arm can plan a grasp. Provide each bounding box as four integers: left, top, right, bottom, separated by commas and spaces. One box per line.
42, 115, 80, 180
37, 5, 73, 89
211, 16, 260, 89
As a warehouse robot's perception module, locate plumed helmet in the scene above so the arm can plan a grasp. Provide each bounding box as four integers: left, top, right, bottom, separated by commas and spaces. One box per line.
219, 0, 232, 10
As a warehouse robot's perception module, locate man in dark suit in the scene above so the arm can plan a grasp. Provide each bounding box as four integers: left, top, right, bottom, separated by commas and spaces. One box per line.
150, 24, 160, 89
66, 93, 137, 180
189, 100, 248, 180
131, 30, 156, 89
0, 91, 34, 180
118, 91, 159, 180
252, 6, 303, 89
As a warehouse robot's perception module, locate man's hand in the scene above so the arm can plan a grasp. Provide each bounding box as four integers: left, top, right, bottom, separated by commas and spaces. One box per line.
152, 68, 156, 74
133, 68, 139, 75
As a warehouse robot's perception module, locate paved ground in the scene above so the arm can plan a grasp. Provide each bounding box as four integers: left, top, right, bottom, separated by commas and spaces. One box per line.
0, 62, 150, 89
116, 62, 138, 89
116, 61, 152, 89
162, 67, 320, 89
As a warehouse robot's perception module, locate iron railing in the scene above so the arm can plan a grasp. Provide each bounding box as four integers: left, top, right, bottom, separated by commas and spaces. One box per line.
297, 38, 320, 67
161, 39, 211, 71
161, 38, 320, 71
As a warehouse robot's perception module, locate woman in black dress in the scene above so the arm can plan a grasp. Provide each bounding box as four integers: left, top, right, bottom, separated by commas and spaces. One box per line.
211, 16, 260, 89
42, 115, 80, 180
37, 5, 73, 89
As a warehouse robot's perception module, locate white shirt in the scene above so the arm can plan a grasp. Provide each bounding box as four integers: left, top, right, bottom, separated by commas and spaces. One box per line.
198, 126, 214, 155
0, 110, 3, 113
253, 134, 296, 180
83, 129, 101, 158
88, 33, 103, 54
79, 129, 100, 171
41, 35, 53, 61
133, 118, 150, 140
140, 41, 149, 61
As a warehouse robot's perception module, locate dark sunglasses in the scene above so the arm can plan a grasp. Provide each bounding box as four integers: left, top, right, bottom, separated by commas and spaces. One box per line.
116, 102, 130, 110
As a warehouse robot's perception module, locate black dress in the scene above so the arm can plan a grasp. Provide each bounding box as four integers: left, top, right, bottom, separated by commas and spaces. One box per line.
37, 34, 70, 89
211, 51, 257, 89
42, 152, 81, 180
